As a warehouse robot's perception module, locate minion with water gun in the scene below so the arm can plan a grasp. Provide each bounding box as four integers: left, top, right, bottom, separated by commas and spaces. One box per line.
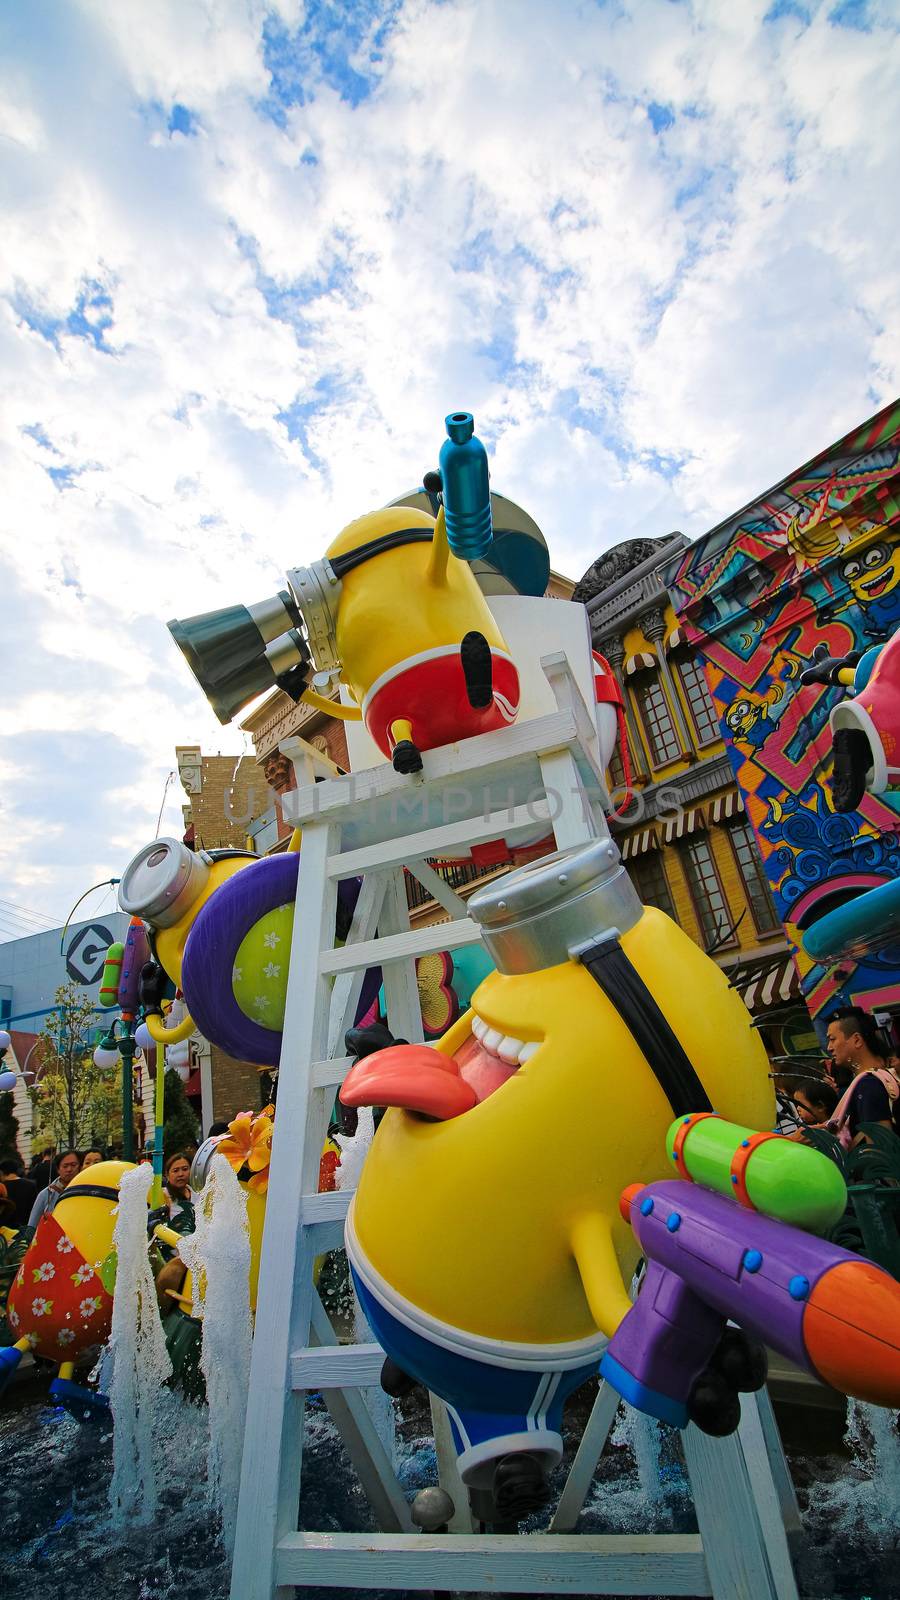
339, 838, 776, 1520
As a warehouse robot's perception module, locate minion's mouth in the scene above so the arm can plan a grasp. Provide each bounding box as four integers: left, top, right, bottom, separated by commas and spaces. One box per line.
861, 570, 892, 597
339, 1011, 542, 1121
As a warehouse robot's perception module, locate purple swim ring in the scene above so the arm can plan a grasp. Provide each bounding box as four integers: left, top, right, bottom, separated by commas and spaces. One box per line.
181, 855, 379, 1066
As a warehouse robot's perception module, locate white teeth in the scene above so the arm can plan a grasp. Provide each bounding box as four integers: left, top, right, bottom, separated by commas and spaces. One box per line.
470, 1013, 540, 1066
498, 1035, 524, 1064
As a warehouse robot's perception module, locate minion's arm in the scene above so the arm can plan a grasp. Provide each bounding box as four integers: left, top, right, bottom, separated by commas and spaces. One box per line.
426, 505, 450, 588
570, 1211, 634, 1340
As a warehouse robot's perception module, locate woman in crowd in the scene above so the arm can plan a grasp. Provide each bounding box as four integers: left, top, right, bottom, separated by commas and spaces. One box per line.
81, 1147, 105, 1169
27, 1149, 81, 1227
160, 1151, 195, 1226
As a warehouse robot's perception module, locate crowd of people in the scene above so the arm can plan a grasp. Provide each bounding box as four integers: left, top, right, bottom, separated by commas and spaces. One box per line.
0, 1140, 211, 1234
780, 1004, 900, 1151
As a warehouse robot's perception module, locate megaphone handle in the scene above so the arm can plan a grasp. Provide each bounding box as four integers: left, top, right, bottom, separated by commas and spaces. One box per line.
299, 689, 362, 720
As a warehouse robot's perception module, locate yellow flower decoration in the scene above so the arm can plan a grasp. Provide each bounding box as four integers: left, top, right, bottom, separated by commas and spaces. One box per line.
217, 1105, 274, 1194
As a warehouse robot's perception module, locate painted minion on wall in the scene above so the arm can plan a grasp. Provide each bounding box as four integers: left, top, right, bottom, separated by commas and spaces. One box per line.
841, 539, 900, 639
723, 681, 785, 751
339, 840, 773, 1520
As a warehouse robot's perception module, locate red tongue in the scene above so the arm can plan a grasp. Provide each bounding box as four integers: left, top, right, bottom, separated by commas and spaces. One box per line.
340, 1044, 477, 1120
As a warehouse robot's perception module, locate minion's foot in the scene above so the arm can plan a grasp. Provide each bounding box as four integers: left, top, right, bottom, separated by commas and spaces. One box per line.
491, 1451, 551, 1520
392, 740, 423, 774
380, 1357, 419, 1398
831, 727, 871, 813
461, 630, 493, 709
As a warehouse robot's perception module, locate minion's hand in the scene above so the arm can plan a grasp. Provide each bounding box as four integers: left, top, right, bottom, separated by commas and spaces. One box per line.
799, 643, 862, 686
345, 1022, 405, 1060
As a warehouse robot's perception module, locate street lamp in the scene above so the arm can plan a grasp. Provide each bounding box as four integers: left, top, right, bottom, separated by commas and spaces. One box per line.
93, 1022, 137, 1161
0, 1029, 16, 1093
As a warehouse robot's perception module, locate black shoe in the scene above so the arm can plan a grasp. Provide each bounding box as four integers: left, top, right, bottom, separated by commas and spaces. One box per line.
831, 727, 872, 813
687, 1367, 741, 1436
492, 1451, 551, 1519
380, 1358, 419, 1398
392, 739, 423, 774
460, 631, 493, 709
709, 1327, 768, 1393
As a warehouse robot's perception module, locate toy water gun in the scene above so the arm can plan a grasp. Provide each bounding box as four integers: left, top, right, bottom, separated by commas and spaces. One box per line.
601, 1113, 900, 1434
118, 917, 151, 1018
99, 942, 125, 1007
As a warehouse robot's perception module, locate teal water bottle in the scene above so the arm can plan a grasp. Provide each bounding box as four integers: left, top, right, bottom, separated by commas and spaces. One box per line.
439, 412, 493, 559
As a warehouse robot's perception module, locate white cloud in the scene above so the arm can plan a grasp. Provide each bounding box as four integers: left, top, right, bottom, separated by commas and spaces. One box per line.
1, 0, 898, 917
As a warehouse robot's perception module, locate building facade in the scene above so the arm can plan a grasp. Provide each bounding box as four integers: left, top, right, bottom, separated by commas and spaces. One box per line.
663, 399, 900, 1036
574, 538, 812, 1061
0, 911, 133, 1161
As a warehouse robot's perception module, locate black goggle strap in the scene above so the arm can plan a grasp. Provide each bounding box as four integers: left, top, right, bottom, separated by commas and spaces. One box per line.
55, 1183, 120, 1206
330, 528, 434, 577
579, 936, 713, 1117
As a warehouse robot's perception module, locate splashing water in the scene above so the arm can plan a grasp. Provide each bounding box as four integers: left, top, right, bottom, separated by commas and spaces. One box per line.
178, 1154, 252, 1556
334, 1106, 376, 1193
107, 1163, 174, 1527
843, 1400, 900, 1538
612, 1403, 665, 1512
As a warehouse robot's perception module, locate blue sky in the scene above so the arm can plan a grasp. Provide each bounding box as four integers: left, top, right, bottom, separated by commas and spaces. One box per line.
1, 0, 899, 922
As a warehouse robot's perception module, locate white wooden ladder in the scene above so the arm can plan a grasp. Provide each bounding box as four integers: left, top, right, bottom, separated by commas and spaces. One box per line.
229, 668, 802, 1600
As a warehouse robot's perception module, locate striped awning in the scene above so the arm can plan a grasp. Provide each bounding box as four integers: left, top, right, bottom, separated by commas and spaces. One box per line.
621, 827, 659, 861
624, 650, 657, 677
662, 808, 706, 845
735, 955, 801, 1015
708, 790, 746, 826
666, 625, 687, 651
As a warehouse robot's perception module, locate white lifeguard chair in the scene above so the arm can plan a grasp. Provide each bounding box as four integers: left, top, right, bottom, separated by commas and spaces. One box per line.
229, 601, 802, 1600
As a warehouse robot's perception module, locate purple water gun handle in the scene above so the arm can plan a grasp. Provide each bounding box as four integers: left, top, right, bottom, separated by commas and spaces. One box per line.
601, 1260, 725, 1428
118, 919, 151, 1013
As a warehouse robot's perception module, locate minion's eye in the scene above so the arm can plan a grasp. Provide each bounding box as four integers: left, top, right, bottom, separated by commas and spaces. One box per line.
842, 560, 861, 580
864, 544, 888, 569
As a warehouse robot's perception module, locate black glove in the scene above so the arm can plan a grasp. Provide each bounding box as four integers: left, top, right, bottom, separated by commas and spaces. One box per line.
798, 642, 862, 687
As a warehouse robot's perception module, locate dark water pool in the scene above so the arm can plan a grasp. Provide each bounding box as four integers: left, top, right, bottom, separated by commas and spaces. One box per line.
2, 1370, 898, 1600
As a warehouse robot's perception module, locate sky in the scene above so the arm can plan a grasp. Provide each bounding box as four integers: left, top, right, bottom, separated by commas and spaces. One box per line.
1, 0, 899, 929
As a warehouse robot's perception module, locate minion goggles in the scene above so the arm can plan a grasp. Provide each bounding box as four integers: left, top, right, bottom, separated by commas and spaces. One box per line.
468, 840, 713, 1117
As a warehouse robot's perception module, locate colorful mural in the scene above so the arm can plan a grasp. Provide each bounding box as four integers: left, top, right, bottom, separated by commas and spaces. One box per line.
664, 400, 900, 1027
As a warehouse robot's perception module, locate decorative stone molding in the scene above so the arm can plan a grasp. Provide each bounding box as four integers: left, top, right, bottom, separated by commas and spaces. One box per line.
640, 607, 668, 643
573, 536, 677, 604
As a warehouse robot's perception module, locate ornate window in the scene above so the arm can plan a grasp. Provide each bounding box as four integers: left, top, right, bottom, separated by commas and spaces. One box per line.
728, 820, 780, 935
677, 655, 720, 747
629, 853, 676, 921
680, 835, 734, 951
633, 675, 682, 768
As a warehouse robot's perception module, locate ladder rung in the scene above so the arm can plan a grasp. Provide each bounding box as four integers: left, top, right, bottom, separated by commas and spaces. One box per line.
283, 706, 581, 827
301, 1188, 351, 1251
274, 1531, 709, 1593
312, 1055, 352, 1089
327, 801, 550, 881
291, 1342, 384, 1390
320, 918, 481, 976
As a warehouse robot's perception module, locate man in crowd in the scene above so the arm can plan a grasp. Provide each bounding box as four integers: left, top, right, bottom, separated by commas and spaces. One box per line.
0, 1155, 37, 1228
825, 1007, 898, 1146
